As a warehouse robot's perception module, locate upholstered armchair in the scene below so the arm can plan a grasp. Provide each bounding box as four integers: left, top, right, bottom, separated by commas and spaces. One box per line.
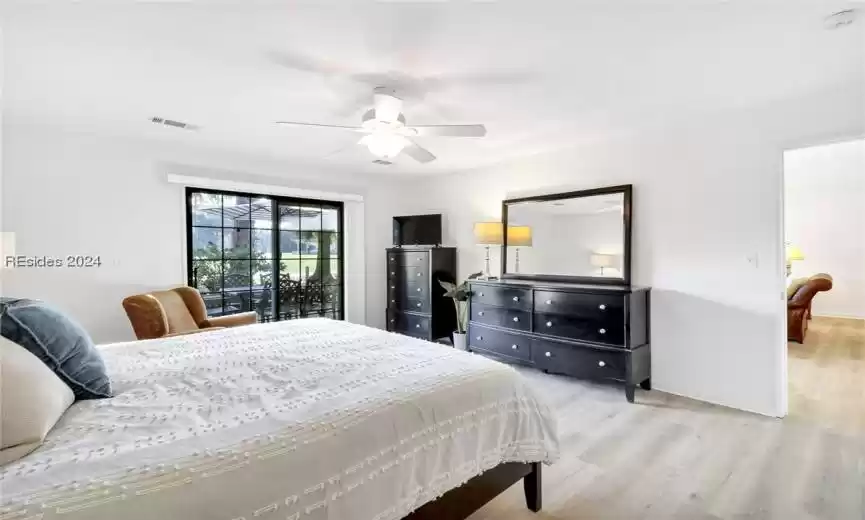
122, 287, 257, 340
787, 273, 833, 343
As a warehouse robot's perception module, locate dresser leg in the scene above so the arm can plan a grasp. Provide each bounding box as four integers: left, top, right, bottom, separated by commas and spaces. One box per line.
640, 378, 651, 391
625, 385, 635, 403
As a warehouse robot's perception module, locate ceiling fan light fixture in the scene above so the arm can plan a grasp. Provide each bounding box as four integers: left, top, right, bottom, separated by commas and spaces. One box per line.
360, 133, 408, 159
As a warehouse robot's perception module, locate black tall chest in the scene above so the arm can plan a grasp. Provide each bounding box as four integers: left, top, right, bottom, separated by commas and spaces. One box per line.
385, 247, 457, 342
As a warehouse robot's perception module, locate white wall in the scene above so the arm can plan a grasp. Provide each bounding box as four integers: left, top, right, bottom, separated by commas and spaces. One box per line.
0, 120, 413, 342
785, 138, 865, 319
405, 84, 864, 417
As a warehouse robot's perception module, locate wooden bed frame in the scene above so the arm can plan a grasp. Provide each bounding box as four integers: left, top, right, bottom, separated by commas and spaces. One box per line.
404, 462, 542, 520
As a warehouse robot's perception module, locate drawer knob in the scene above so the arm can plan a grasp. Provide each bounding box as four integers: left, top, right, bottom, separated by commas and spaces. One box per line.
390, 319, 395, 323
391, 271, 395, 275
416, 273, 422, 277
512, 296, 519, 302
390, 285, 395, 289
545, 299, 552, 305
544, 351, 551, 357
599, 304, 607, 310
416, 288, 422, 292
599, 328, 607, 334
478, 311, 484, 316
598, 361, 606, 367
512, 316, 520, 322
511, 344, 518, 350
417, 257, 422, 261
416, 303, 422, 308
480, 292, 485, 297
415, 324, 421, 328
389, 257, 394, 262
476, 336, 483, 341
546, 321, 553, 327
391, 299, 395, 303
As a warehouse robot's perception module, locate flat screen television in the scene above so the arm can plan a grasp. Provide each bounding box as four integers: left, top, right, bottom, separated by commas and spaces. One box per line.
393, 214, 442, 246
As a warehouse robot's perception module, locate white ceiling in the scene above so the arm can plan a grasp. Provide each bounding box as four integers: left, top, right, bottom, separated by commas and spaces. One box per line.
4, 1, 864, 175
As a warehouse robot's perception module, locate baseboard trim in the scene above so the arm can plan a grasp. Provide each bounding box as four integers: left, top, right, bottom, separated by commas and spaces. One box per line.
812, 314, 865, 321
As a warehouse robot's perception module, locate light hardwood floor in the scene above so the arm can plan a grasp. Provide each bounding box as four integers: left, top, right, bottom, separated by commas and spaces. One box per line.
471, 318, 865, 520
789, 317, 865, 436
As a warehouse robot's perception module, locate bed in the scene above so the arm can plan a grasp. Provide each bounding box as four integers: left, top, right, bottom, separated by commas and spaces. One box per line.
0, 318, 559, 520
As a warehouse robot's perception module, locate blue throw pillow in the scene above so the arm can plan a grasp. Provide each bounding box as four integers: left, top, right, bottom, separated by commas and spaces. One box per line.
0, 298, 112, 400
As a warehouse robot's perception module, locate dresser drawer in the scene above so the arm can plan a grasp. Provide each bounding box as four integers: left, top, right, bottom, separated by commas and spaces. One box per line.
468, 324, 531, 362
389, 296, 428, 313
535, 313, 624, 346
532, 339, 626, 380
387, 310, 430, 339
388, 263, 429, 282
388, 251, 429, 266
534, 290, 625, 321
388, 283, 428, 300
470, 284, 532, 310
471, 303, 531, 331
388, 284, 430, 312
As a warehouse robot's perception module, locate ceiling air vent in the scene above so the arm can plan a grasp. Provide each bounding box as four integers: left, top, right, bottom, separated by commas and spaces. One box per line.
372, 159, 393, 166
150, 117, 198, 130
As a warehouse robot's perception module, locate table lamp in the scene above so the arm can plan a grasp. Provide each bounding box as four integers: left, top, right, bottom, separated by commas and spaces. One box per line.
590, 253, 616, 276
507, 226, 532, 273
786, 244, 804, 277
474, 222, 503, 279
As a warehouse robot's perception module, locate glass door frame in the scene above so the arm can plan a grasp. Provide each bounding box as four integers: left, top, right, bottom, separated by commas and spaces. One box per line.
184, 186, 345, 321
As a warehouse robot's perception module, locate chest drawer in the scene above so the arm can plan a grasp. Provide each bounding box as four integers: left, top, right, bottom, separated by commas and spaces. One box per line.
532, 339, 626, 381
388, 295, 429, 313
470, 284, 532, 310
535, 313, 624, 346
534, 290, 625, 321
387, 263, 429, 285
468, 324, 531, 362
387, 310, 430, 339
388, 283, 428, 300
388, 251, 429, 267
470, 303, 531, 331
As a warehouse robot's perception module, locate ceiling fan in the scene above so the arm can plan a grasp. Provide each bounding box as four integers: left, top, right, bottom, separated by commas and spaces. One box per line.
276, 87, 486, 164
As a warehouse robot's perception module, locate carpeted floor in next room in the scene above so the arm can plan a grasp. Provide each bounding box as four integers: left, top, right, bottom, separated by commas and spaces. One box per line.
469, 321, 865, 519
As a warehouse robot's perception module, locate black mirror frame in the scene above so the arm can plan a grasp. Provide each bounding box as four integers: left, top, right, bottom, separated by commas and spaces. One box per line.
501, 184, 633, 286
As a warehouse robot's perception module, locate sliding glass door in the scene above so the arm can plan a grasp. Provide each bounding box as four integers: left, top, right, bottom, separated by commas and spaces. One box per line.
186, 188, 343, 322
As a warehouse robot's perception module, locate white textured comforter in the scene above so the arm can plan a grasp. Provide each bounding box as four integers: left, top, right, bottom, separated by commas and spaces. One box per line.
0, 319, 558, 520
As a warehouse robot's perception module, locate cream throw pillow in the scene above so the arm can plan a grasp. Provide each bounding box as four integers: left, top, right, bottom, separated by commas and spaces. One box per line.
1, 335, 75, 466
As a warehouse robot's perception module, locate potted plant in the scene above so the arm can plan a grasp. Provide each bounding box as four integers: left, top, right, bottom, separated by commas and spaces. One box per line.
439, 272, 482, 350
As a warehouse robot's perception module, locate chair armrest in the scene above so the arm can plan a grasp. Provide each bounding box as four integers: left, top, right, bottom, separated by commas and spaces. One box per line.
165, 327, 225, 338
201, 312, 257, 328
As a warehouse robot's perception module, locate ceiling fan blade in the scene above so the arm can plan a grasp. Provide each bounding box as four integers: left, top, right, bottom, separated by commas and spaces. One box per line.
405, 124, 487, 137
275, 121, 369, 133
402, 140, 436, 163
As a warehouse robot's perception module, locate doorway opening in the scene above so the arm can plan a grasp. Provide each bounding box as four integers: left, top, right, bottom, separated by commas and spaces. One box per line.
783, 137, 865, 433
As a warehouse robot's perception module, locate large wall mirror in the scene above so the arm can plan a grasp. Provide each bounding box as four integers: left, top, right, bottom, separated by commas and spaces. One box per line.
501, 185, 632, 285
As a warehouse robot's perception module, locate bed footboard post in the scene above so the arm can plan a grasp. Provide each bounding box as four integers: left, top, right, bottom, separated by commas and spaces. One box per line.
524, 462, 542, 512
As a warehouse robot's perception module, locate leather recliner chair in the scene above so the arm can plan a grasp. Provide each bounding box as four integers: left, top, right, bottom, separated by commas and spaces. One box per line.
788, 273, 833, 343
122, 287, 257, 340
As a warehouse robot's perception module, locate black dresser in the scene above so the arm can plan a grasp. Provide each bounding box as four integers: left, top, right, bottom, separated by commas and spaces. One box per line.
385, 247, 457, 341
467, 279, 651, 402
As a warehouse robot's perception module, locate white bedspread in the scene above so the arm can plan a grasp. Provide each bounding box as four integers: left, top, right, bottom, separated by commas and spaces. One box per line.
0, 319, 558, 520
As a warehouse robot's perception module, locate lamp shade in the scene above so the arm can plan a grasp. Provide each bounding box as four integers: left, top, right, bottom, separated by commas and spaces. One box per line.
590, 253, 616, 268
507, 226, 533, 247
474, 222, 503, 245
786, 244, 805, 261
